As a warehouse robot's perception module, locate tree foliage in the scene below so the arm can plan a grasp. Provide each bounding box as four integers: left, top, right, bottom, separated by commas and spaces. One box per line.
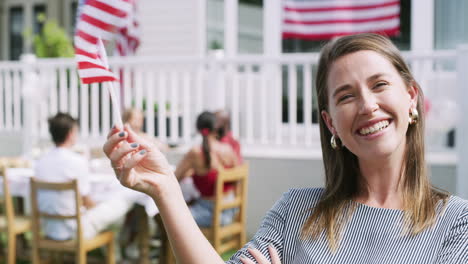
33, 18, 74, 58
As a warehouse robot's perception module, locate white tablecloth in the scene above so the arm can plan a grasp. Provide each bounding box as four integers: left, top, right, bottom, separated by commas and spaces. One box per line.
1, 160, 200, 217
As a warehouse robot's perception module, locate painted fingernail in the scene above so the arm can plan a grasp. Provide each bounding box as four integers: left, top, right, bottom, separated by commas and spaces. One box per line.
130, 143, 139, 148
119, 132, 125, 137
139, 149, 146, 155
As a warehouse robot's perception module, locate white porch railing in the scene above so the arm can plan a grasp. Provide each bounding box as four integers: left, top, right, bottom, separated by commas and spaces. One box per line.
0, 50, 463, 155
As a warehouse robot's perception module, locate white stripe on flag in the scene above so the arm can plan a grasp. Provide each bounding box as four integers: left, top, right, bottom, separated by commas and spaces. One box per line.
74, 36, 99, 52
283, 0, 396, 9
78, 68, 116, 78
82, 5, 128, 27
283, 18, 399, 34
76, 20, 115, 40
96, 0, 132, 13
76, 54, 104, 66
284, 6, 400, 21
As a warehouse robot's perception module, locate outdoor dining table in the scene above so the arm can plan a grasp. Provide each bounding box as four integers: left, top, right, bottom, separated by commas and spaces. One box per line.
0, 159, 200, 263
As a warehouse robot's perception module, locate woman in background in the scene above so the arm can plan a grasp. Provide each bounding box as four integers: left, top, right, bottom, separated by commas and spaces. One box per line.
122, 108, 169, 153
174, 111, 239, 227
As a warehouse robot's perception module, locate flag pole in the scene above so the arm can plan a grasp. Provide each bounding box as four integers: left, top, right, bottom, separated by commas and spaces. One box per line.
106, 81, 123, 129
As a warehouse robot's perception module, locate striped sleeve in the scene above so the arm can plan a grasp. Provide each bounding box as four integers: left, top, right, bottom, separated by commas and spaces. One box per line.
225, 190, 291, 263
436, 204, 468, 263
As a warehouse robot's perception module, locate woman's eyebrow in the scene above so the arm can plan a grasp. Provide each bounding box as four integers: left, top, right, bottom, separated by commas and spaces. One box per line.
332, 84, 352, 98
367, 73, 386, 82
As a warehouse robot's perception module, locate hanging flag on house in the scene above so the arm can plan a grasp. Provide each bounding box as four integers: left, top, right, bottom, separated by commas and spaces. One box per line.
282, 0, 400, 40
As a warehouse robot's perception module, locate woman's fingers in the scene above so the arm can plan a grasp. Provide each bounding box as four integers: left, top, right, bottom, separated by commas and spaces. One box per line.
125, 124, 152, 149
240, 256, 256, 264
108, 141, 140, 166
247, 248, 270, 263
268, 245, 281, 264
103, 130, 128, 157
121, 150, 147, 180
106, 125, 120, 139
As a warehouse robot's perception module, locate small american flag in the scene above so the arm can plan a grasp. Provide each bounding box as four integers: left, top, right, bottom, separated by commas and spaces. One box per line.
282, 0, 400, 40
74, 0, 133, 84
76, 38, 117, 84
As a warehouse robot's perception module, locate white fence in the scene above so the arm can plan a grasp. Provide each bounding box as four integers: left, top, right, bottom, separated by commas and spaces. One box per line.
0, 50, 464, 155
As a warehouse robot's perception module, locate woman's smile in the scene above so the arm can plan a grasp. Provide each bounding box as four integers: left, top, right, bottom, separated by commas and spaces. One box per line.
355, 119, 392, 139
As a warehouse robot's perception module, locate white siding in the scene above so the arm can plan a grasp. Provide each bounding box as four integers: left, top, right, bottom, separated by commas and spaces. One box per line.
137, 0, 206, 56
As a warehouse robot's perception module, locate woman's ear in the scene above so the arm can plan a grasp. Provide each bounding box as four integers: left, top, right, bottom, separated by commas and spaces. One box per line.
408, 83, 419, 108
321, 110, 336, 135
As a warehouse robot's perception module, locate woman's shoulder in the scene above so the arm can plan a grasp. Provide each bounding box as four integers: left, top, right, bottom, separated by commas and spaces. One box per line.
444, 195, 468, 217
280, 187, 325, 208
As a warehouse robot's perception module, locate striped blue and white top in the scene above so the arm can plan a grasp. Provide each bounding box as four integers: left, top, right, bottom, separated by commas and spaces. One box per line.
227, 188, 468, 264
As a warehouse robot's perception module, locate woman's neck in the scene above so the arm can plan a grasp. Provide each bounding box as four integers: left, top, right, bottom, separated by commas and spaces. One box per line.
356, 153, 405, 209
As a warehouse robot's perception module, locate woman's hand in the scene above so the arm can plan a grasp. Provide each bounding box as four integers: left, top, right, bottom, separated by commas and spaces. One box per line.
241, 245, 281, 264
102, 125, 179, 200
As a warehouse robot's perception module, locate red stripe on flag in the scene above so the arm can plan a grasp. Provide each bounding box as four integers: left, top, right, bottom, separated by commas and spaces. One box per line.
284, 1, 399, 13
75, 30, 98, 44
284, 14, 399, 25
81, 76, 117, 84
282, 27, 400, 40
75, 48, 99, 59
81, 14, 116, 32
78, 61, 108, 71
89, 0, 127, 18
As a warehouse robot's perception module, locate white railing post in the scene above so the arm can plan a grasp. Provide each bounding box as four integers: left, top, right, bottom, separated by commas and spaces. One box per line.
456, 45, 468, 199
20, 54, 38, 157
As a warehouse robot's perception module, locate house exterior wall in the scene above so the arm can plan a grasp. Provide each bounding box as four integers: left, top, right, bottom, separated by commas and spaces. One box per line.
137, 0, 206, 57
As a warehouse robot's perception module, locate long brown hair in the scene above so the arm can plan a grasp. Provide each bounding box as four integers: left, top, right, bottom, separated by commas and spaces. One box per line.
196, 111, 216, 168
301, 33, 448, 250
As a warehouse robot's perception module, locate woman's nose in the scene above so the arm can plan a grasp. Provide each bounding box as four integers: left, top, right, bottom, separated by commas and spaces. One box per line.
358, 92, 378, 115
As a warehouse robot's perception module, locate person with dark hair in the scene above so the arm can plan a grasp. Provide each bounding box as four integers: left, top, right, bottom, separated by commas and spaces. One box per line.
215, 110, 243, 163
36, 112, 137, 241
103, 34, 468, 263
172, 111, 240, 227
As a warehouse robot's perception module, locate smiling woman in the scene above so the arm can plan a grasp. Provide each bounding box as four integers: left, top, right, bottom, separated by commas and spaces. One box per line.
103, 33, 468, 264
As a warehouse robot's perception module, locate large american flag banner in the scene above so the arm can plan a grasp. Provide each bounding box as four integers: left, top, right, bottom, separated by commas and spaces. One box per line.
282, 0, 400, 40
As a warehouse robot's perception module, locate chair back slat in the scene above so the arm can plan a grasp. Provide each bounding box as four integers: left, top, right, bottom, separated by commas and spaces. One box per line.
220, 197, 242, 210
32, 180, 77, 191
29, 178, 116, 263
210, 163, 248, 255
30, 178, 83, 244
0, 171, 15, 230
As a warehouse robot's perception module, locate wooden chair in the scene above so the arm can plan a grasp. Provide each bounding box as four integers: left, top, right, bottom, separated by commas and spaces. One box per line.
0, 170, 32, 264
30, 178, 115, 264
200, 163, 249, 255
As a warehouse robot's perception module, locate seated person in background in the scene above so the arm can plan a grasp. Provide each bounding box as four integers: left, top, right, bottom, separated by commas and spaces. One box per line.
215, 110, 243, 163
35, 113, 136, 240
175, 111, 240, 227
122, 108, 169, 153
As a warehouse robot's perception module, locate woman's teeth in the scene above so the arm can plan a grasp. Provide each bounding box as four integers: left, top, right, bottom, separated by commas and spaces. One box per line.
359, 120, 389, 136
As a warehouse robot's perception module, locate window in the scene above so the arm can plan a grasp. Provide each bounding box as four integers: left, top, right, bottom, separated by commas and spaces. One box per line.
33, 4, 46, 34
434, 0, 468, 50
71, 0, 78, 33
9, 7, 23, 60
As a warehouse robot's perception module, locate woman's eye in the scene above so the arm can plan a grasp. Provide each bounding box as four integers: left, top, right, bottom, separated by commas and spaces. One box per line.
338, 94, 353, 102
373, 82, 388, 89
